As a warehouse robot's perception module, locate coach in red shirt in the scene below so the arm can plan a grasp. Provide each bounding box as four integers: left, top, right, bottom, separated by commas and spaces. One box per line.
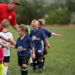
0, 0, 20, 32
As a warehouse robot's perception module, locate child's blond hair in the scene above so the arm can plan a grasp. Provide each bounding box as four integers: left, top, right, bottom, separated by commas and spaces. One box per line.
31, 19, 39, 26
2, 19, 10, 28
38, 19, 45, 26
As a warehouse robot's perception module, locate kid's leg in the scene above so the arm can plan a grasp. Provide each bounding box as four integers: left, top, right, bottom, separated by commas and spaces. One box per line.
3, 63, 8, 75
37, 54, 43, 72
19, 56, 30, 75
21, 64, 28, 75
0, 48, 4, 75
32, 58, 37, 72
32, 53, 37, 72
42, 55, 45, 70
42, 45, 48, 70
0, 62, 4, 75
30, 51, 33, 66
3, 57, 10, 75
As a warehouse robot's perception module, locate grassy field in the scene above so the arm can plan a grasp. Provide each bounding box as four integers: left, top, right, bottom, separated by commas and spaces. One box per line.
7, 26, 75, 75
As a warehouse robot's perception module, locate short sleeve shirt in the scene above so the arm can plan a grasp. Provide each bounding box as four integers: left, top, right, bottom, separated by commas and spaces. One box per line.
15, 35, 34, 56
30, 29, 47, 50
0, 4, 17, 32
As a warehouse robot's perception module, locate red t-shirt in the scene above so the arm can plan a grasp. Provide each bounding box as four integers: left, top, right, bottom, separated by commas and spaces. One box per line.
0, 4, 17, 32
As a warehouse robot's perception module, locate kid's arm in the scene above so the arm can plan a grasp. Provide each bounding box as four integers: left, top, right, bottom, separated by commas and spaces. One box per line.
44, 39, 51, 49
32, 47, 35, 59
8, 38, 16, 45
9, 43, 15, 48
0, 42, 9, 49
0, 35, 16, 45
52, 32, 63, 38
42, 31, 51, 49
0, 35, 8, 41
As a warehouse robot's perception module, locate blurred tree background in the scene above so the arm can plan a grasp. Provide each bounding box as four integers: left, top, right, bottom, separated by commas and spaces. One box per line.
0, 0, 75, 25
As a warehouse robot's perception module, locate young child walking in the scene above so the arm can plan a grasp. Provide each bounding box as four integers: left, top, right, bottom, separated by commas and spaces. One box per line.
0, 19, 11, 75
0, 19, 13, 75
38, 19, 63, 69
30, 19, 50, 72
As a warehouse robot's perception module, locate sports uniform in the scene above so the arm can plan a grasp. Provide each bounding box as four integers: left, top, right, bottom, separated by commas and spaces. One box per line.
15, 35, 34, 75
30, 29, 47, 71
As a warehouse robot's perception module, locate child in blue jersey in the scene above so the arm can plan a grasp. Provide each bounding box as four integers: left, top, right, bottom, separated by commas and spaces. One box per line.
4, 24, 35, 75
38, 19, 63, 69
30, 20, 50, 72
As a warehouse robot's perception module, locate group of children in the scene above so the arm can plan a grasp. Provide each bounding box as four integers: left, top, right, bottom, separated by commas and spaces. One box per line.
0, 19, 63, 75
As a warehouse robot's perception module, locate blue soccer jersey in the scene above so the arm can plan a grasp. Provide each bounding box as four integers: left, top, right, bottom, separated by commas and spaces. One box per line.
30, 29, 47, 51
42, 29, 52, 38
15, 35, 34, 56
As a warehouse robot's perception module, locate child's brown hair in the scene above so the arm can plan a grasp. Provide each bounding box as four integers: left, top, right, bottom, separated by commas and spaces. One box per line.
2, 19, 10, 28
18, 24, 28, 33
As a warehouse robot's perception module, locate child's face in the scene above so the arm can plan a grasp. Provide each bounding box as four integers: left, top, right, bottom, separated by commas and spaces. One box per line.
32, 24, 38, 30
30, 25, 33, 30
17, 28, 25, 37
38, 24, 43, 29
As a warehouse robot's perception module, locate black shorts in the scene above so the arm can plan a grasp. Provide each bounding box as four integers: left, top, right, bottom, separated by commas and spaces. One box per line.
3, 56, 10, 63
33, 54, 43, 62
18, 56, 30, 66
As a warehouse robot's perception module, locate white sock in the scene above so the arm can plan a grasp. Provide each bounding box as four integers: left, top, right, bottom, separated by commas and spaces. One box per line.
30, 57, 33, 63
3, 66, 8, 75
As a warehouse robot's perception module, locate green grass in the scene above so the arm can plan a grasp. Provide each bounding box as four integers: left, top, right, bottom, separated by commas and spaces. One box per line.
7, 27, 75, 75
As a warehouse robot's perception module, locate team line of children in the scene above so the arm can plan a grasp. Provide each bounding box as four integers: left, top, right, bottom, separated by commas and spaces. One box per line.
0, 19, 63, 75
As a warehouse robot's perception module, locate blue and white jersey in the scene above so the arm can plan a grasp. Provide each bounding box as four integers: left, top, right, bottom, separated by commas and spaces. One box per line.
0, 32, 13, 56
15, 35, 34, 56
30, 29, 47, 53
